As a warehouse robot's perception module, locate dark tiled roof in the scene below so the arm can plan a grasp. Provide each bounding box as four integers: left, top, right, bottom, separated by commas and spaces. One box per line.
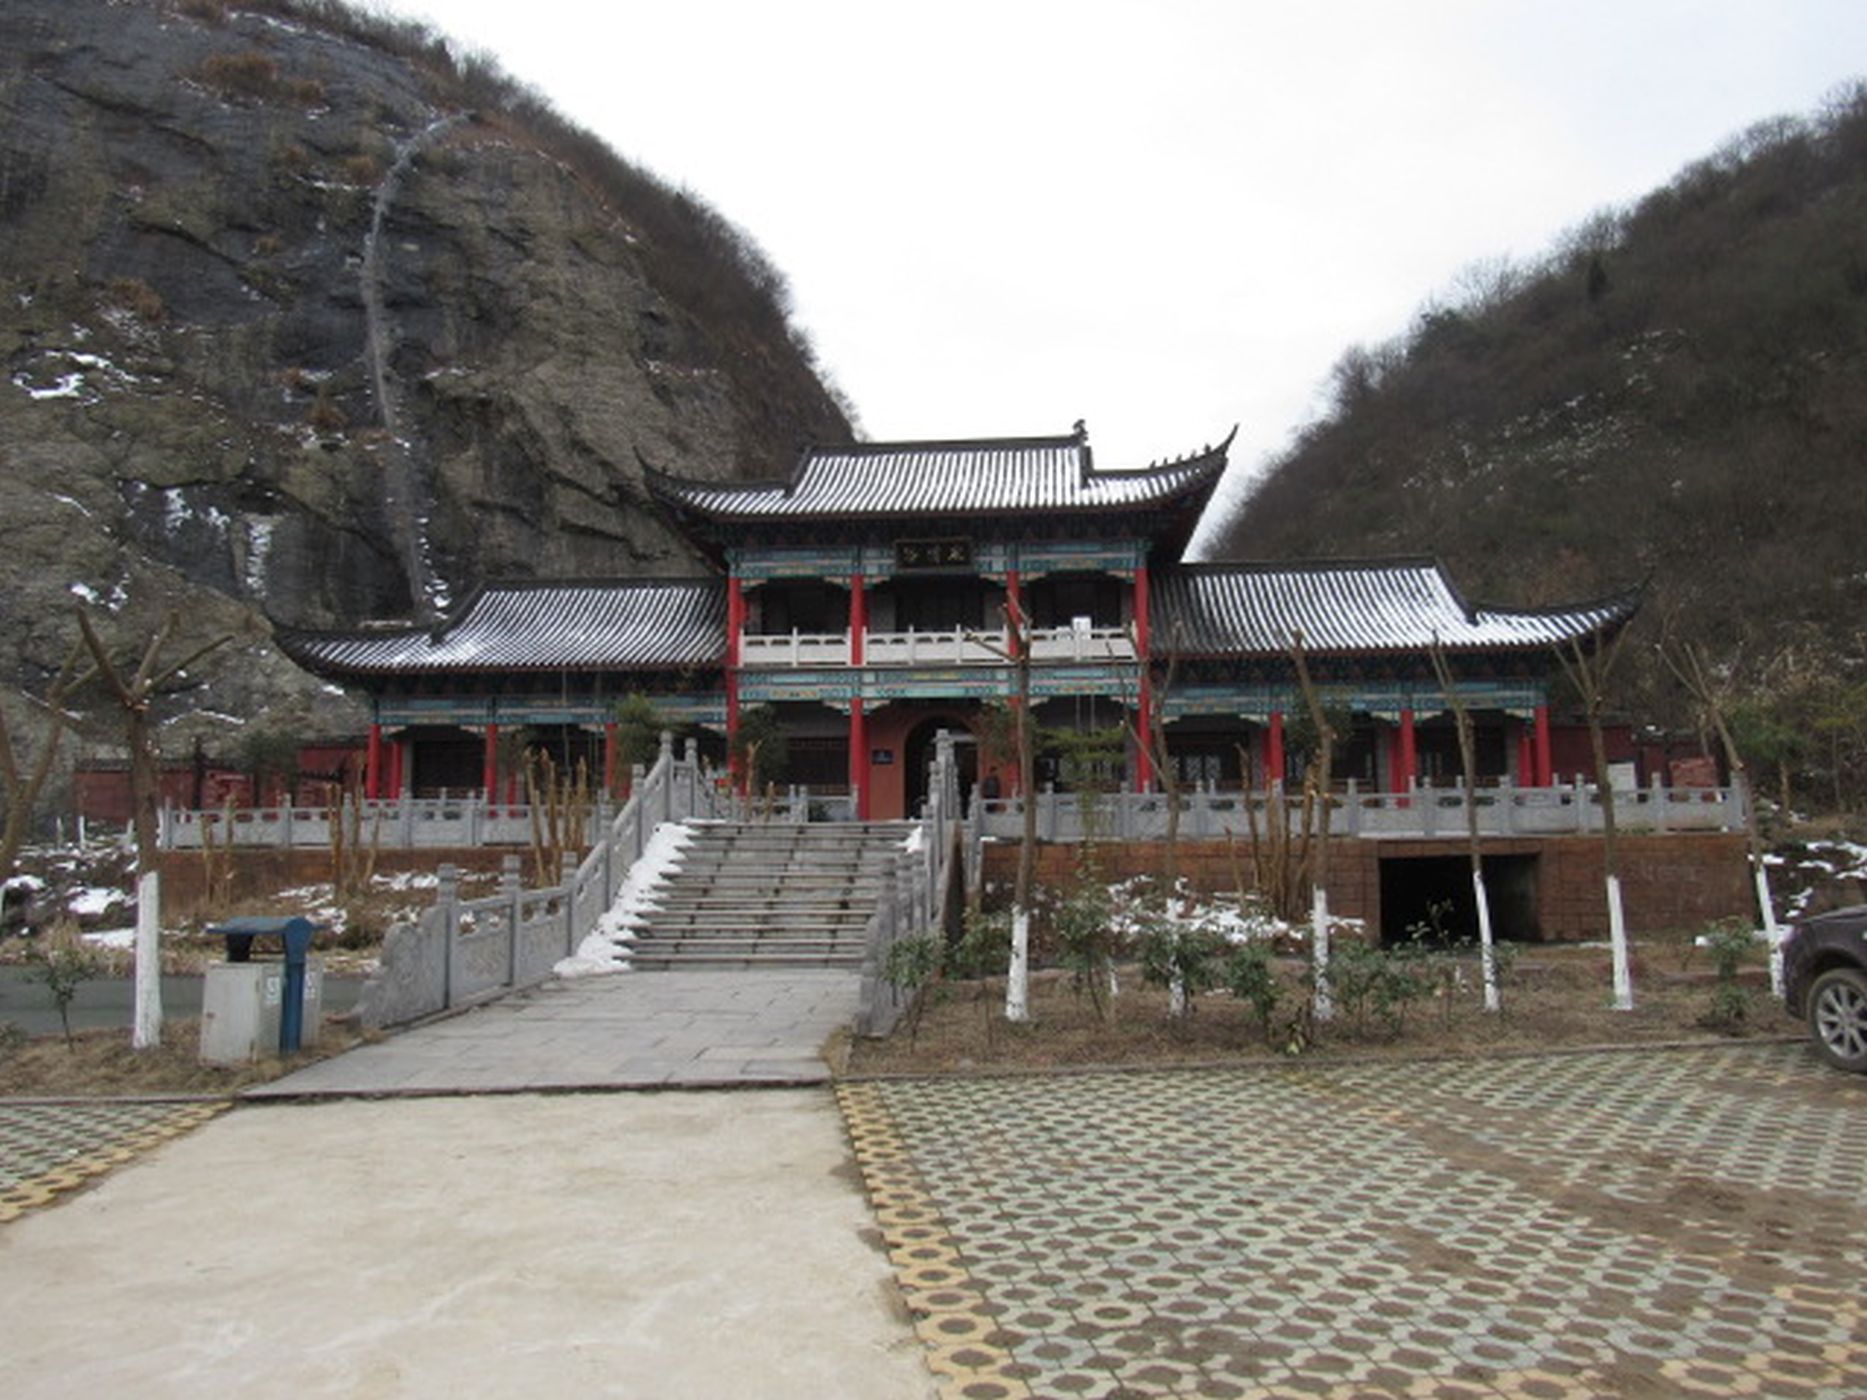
277, 580, 725, 676
646, 428, 1231, 522
1153, 561, 1637, 657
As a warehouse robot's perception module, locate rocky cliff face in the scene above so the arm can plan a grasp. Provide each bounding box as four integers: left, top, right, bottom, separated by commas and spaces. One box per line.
0, 0, 848, 748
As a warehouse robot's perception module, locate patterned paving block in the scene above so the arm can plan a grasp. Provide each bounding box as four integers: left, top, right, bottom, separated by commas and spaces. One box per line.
841, 1045, 1867, 1399
0, 1100, 228, 1222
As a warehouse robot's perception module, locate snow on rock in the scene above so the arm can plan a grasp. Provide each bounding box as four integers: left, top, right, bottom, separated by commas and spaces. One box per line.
900, 825, 925, 854
554, 821, 694, 978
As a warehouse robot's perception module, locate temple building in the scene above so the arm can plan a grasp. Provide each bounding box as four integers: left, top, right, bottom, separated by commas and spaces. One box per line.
279, 425, 1635, 820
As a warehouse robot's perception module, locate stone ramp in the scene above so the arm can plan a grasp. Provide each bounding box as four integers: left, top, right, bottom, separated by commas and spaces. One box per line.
623, 821, 911, 970
247, 968, 859, 1097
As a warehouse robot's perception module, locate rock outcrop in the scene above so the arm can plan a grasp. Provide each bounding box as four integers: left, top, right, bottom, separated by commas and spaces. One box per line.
0, 0, 849, 751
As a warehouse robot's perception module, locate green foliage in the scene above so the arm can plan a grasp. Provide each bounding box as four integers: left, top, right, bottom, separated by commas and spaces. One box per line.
1223, 940, 1284, 1046
883, 934, 944, 1045
953, 906, 1011, 980
24, 926, 105, 1048
1136, 908, 1227, 1016
731, 705, 788, 791
1701, 916, 1758, 1030
239, 727, 300, 795
1051, 869, 1118, 1019
1043, 725, 1126, 793
613, 694, 672, 777
1328, 940, 1430, 1038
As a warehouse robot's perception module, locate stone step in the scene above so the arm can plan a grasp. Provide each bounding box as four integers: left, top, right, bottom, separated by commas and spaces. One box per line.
632, 921, 871, 938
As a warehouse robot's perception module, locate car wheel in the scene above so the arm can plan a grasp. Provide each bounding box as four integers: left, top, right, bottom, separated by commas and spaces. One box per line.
1807, 967, 1867, 1073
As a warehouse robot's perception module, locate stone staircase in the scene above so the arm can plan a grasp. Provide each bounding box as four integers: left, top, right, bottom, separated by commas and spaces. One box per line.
623, 821, 913, 970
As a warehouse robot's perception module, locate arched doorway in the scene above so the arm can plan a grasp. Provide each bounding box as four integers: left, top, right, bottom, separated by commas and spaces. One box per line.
902, 716, 977, 818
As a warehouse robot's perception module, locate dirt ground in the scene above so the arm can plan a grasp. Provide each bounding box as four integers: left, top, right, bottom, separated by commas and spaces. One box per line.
0, 1015, 368, 1097
848, 939, 1795, 1075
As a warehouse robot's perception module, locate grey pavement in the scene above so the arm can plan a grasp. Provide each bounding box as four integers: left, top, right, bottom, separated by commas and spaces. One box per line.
248, 968, 861, 1097
0, 1091, 934, 1400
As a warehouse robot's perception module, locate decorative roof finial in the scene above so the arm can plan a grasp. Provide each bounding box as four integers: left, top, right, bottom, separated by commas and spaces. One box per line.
1072, 418, 1088, 440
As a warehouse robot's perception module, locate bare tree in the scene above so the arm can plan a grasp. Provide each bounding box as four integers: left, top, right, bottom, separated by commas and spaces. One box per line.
0, 639, 90, 878
1428, 636, 1501, 1011
76, 607, 231, 1048
1288, 630, 1337, 1021
1658, 633, 1783, 994
967, 598, 1037, 1022
1554, 623, 1634, 1011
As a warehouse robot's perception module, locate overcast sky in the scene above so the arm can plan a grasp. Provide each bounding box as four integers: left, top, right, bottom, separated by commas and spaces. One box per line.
375, 0, 1864, 551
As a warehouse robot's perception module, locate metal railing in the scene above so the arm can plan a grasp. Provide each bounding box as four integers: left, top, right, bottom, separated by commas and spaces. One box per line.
357, 734, 724, 1027
971, 775, 1749, 843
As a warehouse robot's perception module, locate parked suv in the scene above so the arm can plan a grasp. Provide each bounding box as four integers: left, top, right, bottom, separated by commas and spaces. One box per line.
1782, 905, 1867, 1072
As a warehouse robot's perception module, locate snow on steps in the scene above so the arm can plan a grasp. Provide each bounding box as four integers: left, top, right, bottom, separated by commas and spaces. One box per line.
559, 820, 914, 975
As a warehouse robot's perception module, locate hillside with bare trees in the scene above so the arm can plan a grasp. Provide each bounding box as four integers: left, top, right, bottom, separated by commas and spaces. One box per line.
1214, 84, 1867, 811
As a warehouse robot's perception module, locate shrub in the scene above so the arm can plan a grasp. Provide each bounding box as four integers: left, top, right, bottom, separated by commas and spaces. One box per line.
24, 922, 105, 1047
883, 934, 942, 1045
196, 52, 282, 101
1137, 913, 1227, 1018
1701, 917, 1758, 1030
109, 277, 165, 324
1224, 940, 1283, 1046
1051, 859, 1119, 1018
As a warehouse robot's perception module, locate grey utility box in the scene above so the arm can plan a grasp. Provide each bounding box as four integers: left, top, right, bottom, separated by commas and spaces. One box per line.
199, 916, 326, 1065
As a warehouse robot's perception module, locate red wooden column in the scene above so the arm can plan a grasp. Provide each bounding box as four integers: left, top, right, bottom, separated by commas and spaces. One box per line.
848, 699, 868, 820
1005, 572, 1026, 797
848, 576, 869, 819
1516, 721, 1535, 787
726, 574, 745, 792
365, 722, 383, 800
603, 721, 619, 798
1133, 564, 1153, 792
1533, 703, 1553, 787
482, 722, 499, 800
1397, 707, 1417, 792
1267, 711, 1286, 786
386, 736, 404, 799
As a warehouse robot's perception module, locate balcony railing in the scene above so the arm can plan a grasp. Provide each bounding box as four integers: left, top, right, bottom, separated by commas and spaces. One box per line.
740, 625, 1136, 668
972, 776, 1748, 842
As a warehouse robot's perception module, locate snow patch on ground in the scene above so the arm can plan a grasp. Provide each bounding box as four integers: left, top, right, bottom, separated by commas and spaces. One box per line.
554, 822, 694, 978
67, 886, 125, 917
82, 927, 136, 950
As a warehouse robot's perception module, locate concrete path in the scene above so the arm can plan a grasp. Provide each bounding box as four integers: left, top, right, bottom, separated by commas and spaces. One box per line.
0, 1091, 934, 1400
249, 968, 861, 1097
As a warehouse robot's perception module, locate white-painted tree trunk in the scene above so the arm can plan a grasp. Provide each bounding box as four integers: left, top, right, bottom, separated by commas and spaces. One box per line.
132, 870, 162, 1049
1606, 872, 1633, 1011
1006, 907, 1030, 1022
1756, 864, 1784, 999
1169, 972, 1187, 1018
1311, 886, 1334, 1022
1474, 867, 1500, 1013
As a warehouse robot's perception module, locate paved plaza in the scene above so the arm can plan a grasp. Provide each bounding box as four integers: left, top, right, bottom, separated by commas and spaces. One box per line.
841, 1042, 1867, 1399
0, 1099, 226, 1222
4, 1029, 1865, 1397
248, 967, 860, 1096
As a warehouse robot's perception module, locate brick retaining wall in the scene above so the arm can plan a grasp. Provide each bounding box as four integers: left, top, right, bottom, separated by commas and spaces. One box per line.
157, 847, 518, 916
981, 833, 1750, 942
